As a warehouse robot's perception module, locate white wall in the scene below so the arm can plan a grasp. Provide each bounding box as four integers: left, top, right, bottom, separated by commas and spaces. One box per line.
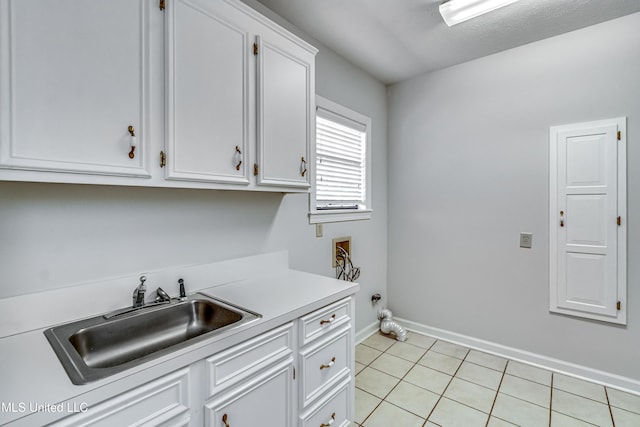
387, 12, 640, 381
0, 2, 387, 334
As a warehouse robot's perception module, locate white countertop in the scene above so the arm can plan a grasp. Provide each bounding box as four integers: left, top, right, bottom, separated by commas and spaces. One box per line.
0, 255, 359, 426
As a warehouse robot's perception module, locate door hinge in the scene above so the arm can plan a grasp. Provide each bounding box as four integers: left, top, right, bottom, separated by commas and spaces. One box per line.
253, 163, 259, 176
159, 0, 165, 11
253, 43, 258, 56
617, 301, 621, 311
160, 151, 166, 168
617, 216, 622, 226
617, 130, 621, 141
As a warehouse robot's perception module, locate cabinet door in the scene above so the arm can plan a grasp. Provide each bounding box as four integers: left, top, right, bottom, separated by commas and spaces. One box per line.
255, 32, 315, 189
205, 358, 294, 427
0, 0, 151, 178
165, 0, 250, 185
50, 368, 190, 427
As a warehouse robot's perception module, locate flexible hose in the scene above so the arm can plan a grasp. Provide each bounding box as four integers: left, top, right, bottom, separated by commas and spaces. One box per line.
378, 308, 407, 341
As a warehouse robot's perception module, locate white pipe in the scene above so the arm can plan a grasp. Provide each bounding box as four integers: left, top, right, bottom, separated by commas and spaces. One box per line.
378, 308, 407, 342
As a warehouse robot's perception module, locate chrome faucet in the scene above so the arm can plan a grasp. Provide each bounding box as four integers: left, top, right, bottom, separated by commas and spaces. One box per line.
132, 276, 147, 308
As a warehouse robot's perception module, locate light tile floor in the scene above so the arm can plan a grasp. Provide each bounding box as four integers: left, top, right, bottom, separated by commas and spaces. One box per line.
355, 332, 640, 427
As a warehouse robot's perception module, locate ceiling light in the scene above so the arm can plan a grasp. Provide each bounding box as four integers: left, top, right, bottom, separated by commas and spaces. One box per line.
439, 0, 520, 26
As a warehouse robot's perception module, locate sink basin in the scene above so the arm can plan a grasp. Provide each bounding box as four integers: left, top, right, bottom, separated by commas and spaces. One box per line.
44, 293, 260, 384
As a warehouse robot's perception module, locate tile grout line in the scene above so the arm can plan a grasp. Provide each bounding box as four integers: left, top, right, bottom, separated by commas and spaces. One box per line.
358, 335, 638, 427
484, 358, 508, 427
359, 335, 442, 426
356, 338, 391, 426
549, 373, 553, 427
605, 386, 616, 427
374, 338, 436, 424
422, 345, 471, 426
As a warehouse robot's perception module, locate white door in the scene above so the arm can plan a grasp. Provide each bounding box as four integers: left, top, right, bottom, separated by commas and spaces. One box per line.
0, 0, 151, 178
164, 0, 251, 184
255, 32, 315, 188
549, 118, 626, 324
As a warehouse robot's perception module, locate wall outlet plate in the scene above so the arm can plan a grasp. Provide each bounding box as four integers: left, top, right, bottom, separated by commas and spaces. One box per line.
520, 232, 533, 248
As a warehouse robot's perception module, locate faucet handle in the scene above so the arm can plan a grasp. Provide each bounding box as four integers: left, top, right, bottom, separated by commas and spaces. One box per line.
138, 275, 147, 291
178, 278, 186, 299
155, 287, 171, 302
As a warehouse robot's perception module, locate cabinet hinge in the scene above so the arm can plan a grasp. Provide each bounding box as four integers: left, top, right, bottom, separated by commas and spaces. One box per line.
160, 151, 166, 168
617, 216, 621, 226
253, 163, 259, 176
253, 43, 258, 56
617, 130, 621, 141
293, 367, 296, 380
159, 0, 165, 11
617, 301, 621, 311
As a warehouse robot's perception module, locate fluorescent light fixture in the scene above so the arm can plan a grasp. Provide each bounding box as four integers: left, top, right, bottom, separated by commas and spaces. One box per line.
439, 0, 520, 26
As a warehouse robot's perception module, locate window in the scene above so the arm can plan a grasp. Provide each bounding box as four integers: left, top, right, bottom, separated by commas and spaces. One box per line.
309, 96, 372, 223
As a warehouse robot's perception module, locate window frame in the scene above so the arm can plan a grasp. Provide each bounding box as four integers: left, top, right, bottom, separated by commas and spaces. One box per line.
309, 96, 372, 224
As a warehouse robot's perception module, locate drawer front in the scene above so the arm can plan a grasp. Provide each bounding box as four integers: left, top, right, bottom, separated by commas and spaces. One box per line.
299, 298, 351, 346
51, 368, 190, 427
300, 376, 352, 427
206, 322, 293, 396
300, 327, 351, 408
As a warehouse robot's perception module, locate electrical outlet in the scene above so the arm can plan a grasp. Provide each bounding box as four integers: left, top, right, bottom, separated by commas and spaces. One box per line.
315, 223, 323, 238
520, 232, 533, 249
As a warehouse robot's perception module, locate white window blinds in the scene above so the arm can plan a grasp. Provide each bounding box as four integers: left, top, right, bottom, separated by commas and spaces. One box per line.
316, 108, 367, 209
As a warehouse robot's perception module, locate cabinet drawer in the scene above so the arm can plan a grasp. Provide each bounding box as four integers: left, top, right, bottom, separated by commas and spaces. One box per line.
300, 326, 351, 408
299, 298, 350, 346
51, 368, 190, 427
206, 322, 293, 395
300, 376, 351, 427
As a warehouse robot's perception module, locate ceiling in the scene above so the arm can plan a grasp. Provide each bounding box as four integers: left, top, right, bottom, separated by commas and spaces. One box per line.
255, 0, 640, 84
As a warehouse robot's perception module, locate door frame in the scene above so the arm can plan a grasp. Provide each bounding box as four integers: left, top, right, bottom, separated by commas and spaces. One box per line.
549, 117, 627, 324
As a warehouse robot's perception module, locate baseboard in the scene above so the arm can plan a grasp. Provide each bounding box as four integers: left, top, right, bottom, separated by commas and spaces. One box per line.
393, 317, 640, 396
355, 320, 380, 345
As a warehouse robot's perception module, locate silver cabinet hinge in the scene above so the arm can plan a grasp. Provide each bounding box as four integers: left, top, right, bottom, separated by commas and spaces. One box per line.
293, 367, 296, 380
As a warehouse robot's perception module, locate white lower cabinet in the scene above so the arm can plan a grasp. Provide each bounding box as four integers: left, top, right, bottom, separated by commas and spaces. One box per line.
298, 298, 354, 426
51, 368, 191, 427
204, 323, 295, 427
45, 298, 354, 427
300, 377, 352, 427
204, 359, 294, 427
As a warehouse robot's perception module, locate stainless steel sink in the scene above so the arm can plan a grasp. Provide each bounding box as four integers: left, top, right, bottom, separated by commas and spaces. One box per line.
44, 293, 260, 384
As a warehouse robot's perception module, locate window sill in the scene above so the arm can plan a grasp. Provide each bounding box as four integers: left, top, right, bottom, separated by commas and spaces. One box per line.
308, 209, 372, 224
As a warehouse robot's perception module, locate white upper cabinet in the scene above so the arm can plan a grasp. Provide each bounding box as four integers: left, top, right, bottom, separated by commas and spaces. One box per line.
0, 0, 316, 192
165, 0, 250, 185
256, 31, 314, 189
165, 0, 316, 190
0, 0, 151, 178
